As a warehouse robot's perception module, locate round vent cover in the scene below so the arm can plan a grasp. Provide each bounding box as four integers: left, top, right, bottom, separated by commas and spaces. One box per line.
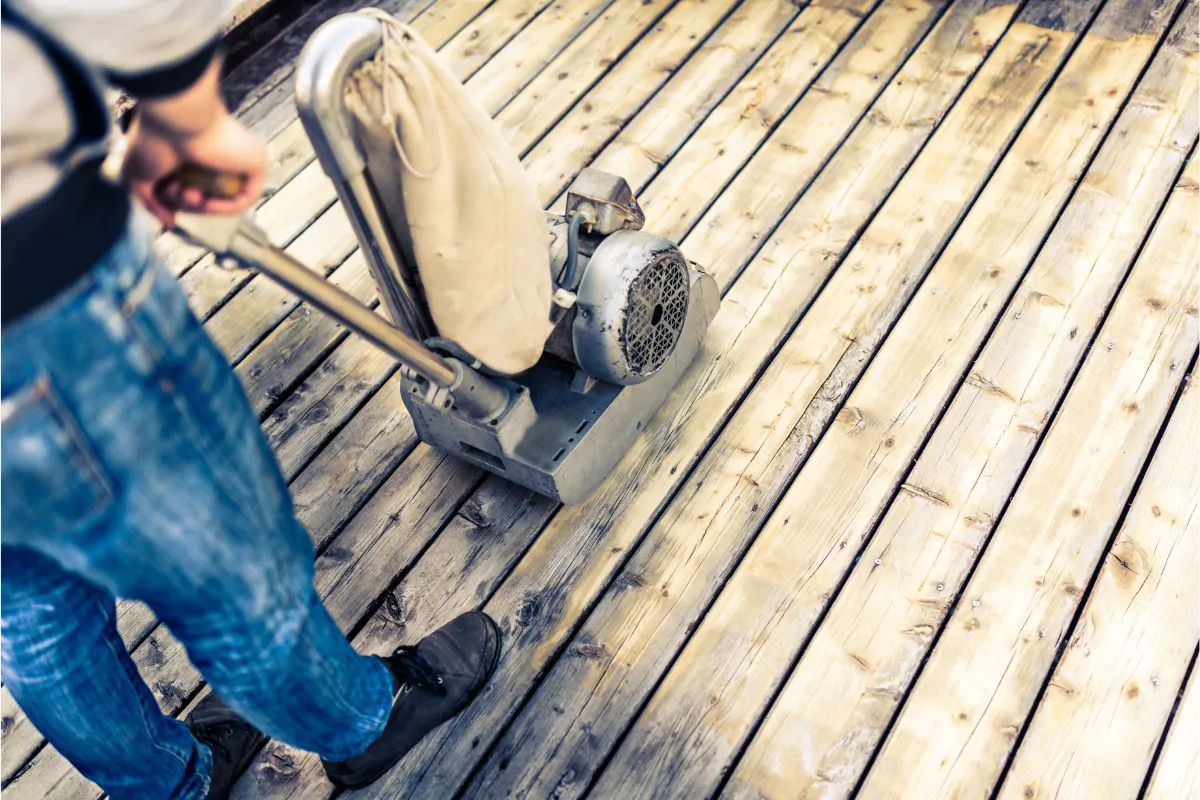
572, 230, 692, 385
622, 251, 690, 377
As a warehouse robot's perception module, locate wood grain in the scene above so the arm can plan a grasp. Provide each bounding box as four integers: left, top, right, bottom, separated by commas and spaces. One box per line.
723, 13, 1198, 797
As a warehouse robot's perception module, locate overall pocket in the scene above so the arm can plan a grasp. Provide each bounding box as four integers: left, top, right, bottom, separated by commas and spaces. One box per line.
1, 374, 116, 543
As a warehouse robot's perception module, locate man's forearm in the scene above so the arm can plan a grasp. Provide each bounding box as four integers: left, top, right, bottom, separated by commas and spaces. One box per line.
136, 56, 228, 139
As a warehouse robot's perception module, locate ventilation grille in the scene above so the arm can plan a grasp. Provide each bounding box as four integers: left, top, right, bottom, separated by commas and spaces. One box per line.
622, 252, 689, 376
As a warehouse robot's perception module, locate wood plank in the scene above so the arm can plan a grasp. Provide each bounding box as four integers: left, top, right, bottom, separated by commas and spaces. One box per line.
855, 110, 1198, 800
584, 1, 1181, 797
467, 4, 1026, 798
327, 3, 1116, 799
467, 0, 631, 118
1145, 655, 1200, 800
721, 20, 1199, 799
582, 0, 883, 240
507, 0, 801, 171
997, 365, 1198, 799
422, 0, 579, 100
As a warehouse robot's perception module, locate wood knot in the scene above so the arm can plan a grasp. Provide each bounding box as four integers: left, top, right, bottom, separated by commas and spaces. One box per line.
1071, 507, 1083, 518
261, 744, 300, 780
1126, 682, 1140, 699
1109, 539, 1147, 587
572, 642, 608, 660
458, 500, 491, 529
837, 406, 865, 433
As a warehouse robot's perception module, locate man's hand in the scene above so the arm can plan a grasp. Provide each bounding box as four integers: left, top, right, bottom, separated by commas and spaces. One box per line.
122, 57, 267, 227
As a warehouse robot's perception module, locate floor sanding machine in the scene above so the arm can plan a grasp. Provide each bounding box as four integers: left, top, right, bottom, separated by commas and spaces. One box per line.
172, 13, 719, 504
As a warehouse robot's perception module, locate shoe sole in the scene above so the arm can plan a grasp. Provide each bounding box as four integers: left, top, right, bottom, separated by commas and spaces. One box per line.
328, 612, 503, 790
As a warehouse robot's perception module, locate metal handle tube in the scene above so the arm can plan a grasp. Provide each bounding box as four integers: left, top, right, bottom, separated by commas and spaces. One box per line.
229, 230, 458, 388
336, 173, 435, 339
295, 13, 435, 341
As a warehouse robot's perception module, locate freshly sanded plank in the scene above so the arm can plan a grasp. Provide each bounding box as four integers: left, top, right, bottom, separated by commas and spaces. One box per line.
591, 0, 886, 239
678, 0, 1022, 282
320, 5, 1114, 800
523, 0, 804, 202
632, 0, 903, 242
426, 0, 583, 96
997, 369, 1198, 799
856, 112, 1197, 800
1145, 658, 1200, 800
722, 23, 1199, 799
584, 1, 1180, 797
466, 0, 631, 117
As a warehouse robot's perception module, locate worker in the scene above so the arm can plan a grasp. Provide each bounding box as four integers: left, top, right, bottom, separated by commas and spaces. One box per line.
0, 2, 502, 798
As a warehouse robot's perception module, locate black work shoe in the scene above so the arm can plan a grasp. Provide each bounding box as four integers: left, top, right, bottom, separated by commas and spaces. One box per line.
187, 694, 268, 800
321, 610, 502, 789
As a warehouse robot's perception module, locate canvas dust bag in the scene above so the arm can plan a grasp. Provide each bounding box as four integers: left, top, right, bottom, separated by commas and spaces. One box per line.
343, 9, 553, 375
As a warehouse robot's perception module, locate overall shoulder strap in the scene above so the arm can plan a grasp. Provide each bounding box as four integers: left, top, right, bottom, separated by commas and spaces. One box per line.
1, 0, 110, 163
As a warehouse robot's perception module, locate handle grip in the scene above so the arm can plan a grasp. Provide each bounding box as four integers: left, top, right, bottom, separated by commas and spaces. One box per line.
161, 163, 247, 201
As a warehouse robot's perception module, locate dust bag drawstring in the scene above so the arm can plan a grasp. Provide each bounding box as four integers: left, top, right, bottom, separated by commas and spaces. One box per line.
354, 8, 444, 179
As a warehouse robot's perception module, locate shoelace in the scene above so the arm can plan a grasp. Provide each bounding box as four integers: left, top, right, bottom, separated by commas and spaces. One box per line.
390, 646, 447, 697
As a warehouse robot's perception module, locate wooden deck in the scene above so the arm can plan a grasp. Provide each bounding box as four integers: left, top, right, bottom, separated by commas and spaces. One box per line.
3, 0, 1198, 797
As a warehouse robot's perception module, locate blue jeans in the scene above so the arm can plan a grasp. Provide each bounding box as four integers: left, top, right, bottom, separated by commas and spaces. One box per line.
0, 219, 394, 799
